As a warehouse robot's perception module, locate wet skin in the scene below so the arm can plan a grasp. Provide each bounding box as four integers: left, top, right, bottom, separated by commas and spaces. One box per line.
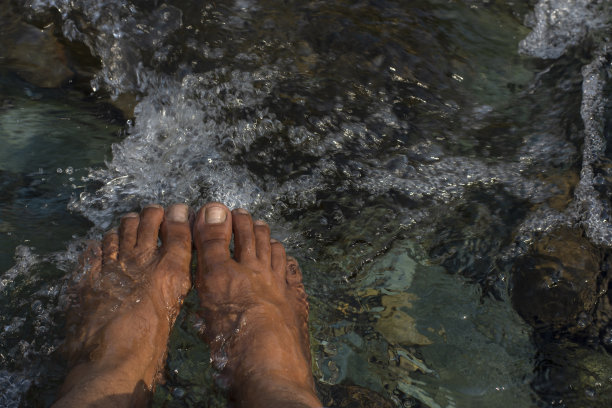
53, 204, 192, 407
53, 203, 321, 408
195, 203, 320, 408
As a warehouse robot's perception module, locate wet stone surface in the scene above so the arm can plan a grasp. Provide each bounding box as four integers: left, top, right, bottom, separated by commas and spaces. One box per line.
511, 227, 604, 332
0, 7, 73, 88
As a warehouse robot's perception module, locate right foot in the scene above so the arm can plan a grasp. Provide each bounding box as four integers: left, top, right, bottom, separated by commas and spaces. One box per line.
194, 203, 321, 408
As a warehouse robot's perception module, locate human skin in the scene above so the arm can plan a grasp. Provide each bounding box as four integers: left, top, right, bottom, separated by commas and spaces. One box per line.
193, 203, 321, 408
53, 204, 192, 407
53, 203, 321, 408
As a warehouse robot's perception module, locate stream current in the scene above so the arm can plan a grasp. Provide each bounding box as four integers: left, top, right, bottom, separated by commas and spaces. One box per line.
1, 0, 611, 406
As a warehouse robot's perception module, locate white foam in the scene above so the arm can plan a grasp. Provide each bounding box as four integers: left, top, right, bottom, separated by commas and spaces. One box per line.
519, 0, 609, 59
574, 52, 612, 245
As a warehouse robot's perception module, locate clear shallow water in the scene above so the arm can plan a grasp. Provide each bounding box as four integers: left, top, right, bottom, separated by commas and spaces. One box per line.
0, 73, 122, 406
1, 0, 611, 406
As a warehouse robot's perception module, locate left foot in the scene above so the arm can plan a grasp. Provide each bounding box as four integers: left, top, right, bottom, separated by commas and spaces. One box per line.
54, 204, 192, 408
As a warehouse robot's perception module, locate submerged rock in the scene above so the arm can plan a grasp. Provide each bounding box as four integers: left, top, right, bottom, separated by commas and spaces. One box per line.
511, 227, 604, 331
375, 293, 432, 347
0, 21, 73, 88
533, 340, 612, 408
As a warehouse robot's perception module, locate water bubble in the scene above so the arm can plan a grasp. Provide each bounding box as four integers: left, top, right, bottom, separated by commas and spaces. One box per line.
56, 168, 63, 174
211, 349, 228, 371
172, 387, 186, 398
585, 387, 596, 399
31, 300, 43, 314
601, 327, 612, 346
65, 167, 74, 175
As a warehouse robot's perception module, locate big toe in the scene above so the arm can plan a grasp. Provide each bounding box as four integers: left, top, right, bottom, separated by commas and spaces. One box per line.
194, 203, 232, 269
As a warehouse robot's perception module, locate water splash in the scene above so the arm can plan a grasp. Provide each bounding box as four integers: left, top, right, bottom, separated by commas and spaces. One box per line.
0, 240, 86, 405
519, 0, 609, 59
68, 69, 279, 227
574, 51, 612, 245
27, 0, 183, 97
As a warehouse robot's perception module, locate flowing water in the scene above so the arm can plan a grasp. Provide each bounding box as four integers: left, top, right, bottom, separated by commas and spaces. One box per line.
1, 0, 611, 406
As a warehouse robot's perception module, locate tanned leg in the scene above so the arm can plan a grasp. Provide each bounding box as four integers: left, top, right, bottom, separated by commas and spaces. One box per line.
53, 204, 192, 408
194, 203, 322, 408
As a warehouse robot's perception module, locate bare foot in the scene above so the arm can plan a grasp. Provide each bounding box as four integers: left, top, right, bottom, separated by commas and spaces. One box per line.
54, 204, 192, 408
194, 203, 322, 408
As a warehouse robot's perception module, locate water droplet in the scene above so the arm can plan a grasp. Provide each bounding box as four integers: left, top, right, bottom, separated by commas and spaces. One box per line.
585, 387, 596, 398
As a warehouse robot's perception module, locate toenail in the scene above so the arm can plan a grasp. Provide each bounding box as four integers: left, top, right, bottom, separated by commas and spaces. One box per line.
144, 204, 163, 209
234, 208, 249, 215
255, 220, 267, 226
167, 204, 188, 222
270, 238, 279, 243
205, 206, 227, 224
123, 212, 139, 218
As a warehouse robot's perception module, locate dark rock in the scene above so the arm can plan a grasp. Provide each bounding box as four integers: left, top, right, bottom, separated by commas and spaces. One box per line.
511, 227, 603, 331
0, 20, 74, 88
532, 340, 612, 408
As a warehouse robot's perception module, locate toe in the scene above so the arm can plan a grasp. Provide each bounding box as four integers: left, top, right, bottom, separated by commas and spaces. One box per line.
285, 256, 304, 287
102, 229, 119, 266
270, 238, 287, 278
118, 212, 139, 253
195, 203, 232, 268
136, 204, 164, 251
232, 208, 256, 262
160, 204, 192, 255
159, 205, 193, 307
254, 220, 271, 262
